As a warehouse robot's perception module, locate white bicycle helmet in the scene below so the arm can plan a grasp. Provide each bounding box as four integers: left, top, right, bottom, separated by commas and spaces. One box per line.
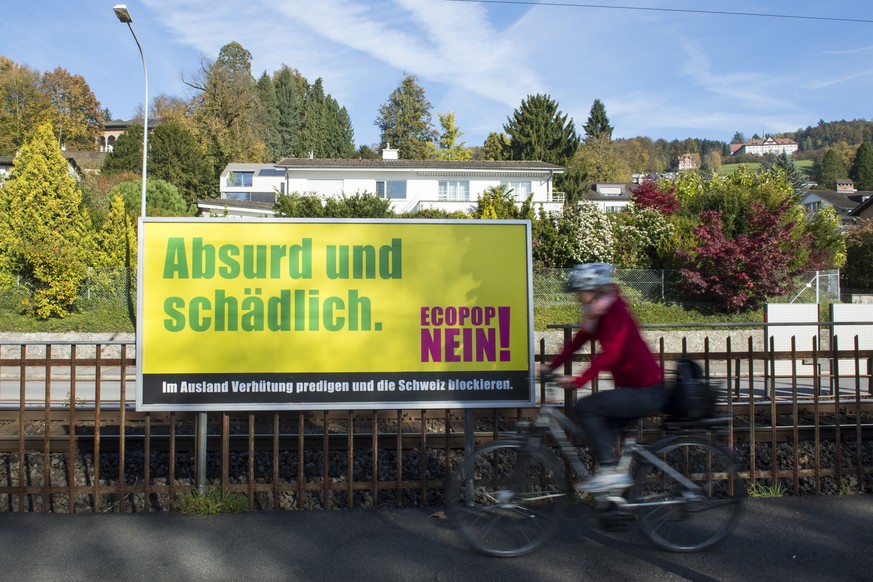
564, 263, 615, 292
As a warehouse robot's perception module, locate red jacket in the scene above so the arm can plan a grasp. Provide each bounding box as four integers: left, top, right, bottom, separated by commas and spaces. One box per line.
549, 293, 663, 389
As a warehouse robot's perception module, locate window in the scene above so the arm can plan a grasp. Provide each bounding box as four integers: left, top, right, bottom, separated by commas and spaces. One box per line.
438, 180, 469, 201
376, 180, 407, 199
225, 192, 250, 201
227, 171, 253, 187
501, 181, 531, 201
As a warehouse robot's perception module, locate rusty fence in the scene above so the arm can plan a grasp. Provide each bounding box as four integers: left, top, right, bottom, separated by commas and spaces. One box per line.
0, 329, 872, 513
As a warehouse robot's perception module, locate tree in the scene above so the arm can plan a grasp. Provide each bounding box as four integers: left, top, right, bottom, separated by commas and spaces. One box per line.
850, 142, 873, 190
112, 179, 192, 218
40, 67, 103, 151
94, 193, 137, 269
503, 94, 579, 165
186, 41, 266, 183
481, 132, 509, 161
814, 148, 847, 189
101, 123, 144, 174
256, 72, 282, 161
375, 74, 438, 159
0, 123, 93, 318
149, 119, 215, 202
471, 185, 532, 219
322, 192, 393, 218
430, 112, 471, 160
571, 134, 631, 183
731, 131, 746, 144
583, 98, 613, 141
274, 192, 326, 218
0, 57, 50, 155
843, 219, 873, 290
610, 203, 675, 269
764, 151, 806, 198
630, 180, 679, 214
273, 65, 306, 158
673, 169, 810, 312
804, 205, 846, 270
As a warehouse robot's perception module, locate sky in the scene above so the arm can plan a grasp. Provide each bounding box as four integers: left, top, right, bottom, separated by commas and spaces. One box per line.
4, 1, 873, 150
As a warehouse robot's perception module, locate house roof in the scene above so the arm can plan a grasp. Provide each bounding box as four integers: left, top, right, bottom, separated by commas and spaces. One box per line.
802, 190, 872, 213
849, 194, 873, 218
273, 158, 564, 172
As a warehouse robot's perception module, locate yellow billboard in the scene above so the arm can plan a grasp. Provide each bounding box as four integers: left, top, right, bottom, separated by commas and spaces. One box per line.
137, 218, 533, 410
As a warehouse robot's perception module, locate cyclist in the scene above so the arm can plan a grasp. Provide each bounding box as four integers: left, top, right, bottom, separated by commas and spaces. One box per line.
539, 263, 669, 492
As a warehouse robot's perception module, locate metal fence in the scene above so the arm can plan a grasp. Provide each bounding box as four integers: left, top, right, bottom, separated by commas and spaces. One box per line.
534, 269, 841, 306
0, 330, 871, 512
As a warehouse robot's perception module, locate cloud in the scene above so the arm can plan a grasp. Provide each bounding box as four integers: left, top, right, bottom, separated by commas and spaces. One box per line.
806, 70, 873, 90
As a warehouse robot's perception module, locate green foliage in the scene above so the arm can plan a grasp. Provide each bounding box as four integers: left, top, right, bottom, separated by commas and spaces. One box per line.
175, 486, 247, 516
429, 112, 471, 160
274, 191, 392, 218
481, 132, 509, 161
256, 71, 282, 161
0, 123, 94, 318
149, 119, 215, 202
101, 123, 144, 174
764, 152, 806, 198
583, 98, 613, 141
609, 204, 675, 269
504, 94, 579, 165
849, 142, 873, 190
804, 206, 846, 269
375, 74, 438, 160
747, 481, 787, 498
814, 148, 848, 189
112, 179, 192, 218
471, 185, 533, 219
843, 219, 873, 290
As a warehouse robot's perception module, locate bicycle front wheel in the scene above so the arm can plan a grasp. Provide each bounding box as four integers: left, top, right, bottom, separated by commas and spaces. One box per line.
629, 436, 743, 552
446, 440, 569, 557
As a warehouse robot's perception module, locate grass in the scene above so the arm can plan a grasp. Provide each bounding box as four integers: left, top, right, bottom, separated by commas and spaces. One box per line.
719, 159, 814, 178
174, 485, 248, 516
747, 480, 787, 498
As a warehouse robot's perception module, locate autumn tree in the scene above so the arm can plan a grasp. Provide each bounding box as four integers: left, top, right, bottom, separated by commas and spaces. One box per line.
40, 67, 103, 151
430, 112, 471, 160
630, 180, 679, 214
571, 134, 631, 183
503, 94, 579, 165
186, 41, 266, 182
0, 123, 94, 318
375, 74, 438, 159
0, 57, 50, 155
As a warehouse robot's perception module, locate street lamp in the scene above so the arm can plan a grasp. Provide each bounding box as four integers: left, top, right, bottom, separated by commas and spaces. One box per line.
114, 4, 148, 218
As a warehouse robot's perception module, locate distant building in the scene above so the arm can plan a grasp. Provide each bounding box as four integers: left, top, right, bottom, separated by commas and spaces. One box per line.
677, 153, 701, 171
732, 137, 798, 157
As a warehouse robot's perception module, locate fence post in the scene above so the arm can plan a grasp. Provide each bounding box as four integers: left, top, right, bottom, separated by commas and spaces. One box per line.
196, 412, 207, 494
661, 269, 665, 301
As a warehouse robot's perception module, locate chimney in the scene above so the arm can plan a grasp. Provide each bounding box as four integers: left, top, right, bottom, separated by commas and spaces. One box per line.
381, 144, 398, 160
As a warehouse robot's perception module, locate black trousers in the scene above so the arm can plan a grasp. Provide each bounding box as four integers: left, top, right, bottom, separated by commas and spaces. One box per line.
574, 384, 670, 464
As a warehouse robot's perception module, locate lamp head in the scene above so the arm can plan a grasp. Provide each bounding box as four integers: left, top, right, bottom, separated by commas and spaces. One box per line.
114, 5, 132, 23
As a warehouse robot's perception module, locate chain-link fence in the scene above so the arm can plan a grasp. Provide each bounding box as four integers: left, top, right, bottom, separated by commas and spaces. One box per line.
7, 267, 842, 308
534, 268, 841, 307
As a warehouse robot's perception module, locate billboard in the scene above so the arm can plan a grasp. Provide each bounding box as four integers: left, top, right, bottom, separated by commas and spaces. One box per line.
136, 218, 534, 411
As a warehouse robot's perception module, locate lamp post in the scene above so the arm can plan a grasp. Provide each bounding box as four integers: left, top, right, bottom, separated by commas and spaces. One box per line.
113, 4, 148, 218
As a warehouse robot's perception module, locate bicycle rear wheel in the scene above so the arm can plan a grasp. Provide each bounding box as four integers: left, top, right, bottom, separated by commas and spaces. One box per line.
629, 436, 743, 552
446, 440, 569, 557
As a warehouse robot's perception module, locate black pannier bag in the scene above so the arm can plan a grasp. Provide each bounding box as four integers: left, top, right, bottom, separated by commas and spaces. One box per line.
667, 358, 719, 420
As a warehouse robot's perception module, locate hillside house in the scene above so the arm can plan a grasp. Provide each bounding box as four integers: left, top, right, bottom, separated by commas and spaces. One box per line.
732, 137, 798, 157
800, 179, 872, 224
197, 148, 565, 217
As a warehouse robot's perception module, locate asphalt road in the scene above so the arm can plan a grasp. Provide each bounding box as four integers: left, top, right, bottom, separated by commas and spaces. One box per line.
0, 495, 870, 581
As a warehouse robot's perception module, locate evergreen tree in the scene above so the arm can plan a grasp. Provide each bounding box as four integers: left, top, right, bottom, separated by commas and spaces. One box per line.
504, 94, 579, 165
0, 123, 93, 318
850, 142, 873, 190
764, 151, 806, 198
300, 78, 327, 157
731, 131, 746, 144
481, 132, 509, 161
273, 65, 306, 158
149, 119, 215, 202
583, 98, 613, 141
375, 74, 438, 159
815, 148, 847, 189
256, 71, 281, 161
101, 124, 145, 174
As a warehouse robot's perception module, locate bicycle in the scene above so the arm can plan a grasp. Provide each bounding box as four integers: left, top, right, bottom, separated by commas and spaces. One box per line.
445, 374, 743, 557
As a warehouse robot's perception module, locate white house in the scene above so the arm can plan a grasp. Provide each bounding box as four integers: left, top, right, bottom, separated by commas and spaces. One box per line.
197, 148, 565, 217
584, 182, 633, 213
733, 137, 798, 157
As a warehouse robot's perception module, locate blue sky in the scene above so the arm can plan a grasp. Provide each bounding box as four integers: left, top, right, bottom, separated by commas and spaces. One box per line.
4, 1, 873, 150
